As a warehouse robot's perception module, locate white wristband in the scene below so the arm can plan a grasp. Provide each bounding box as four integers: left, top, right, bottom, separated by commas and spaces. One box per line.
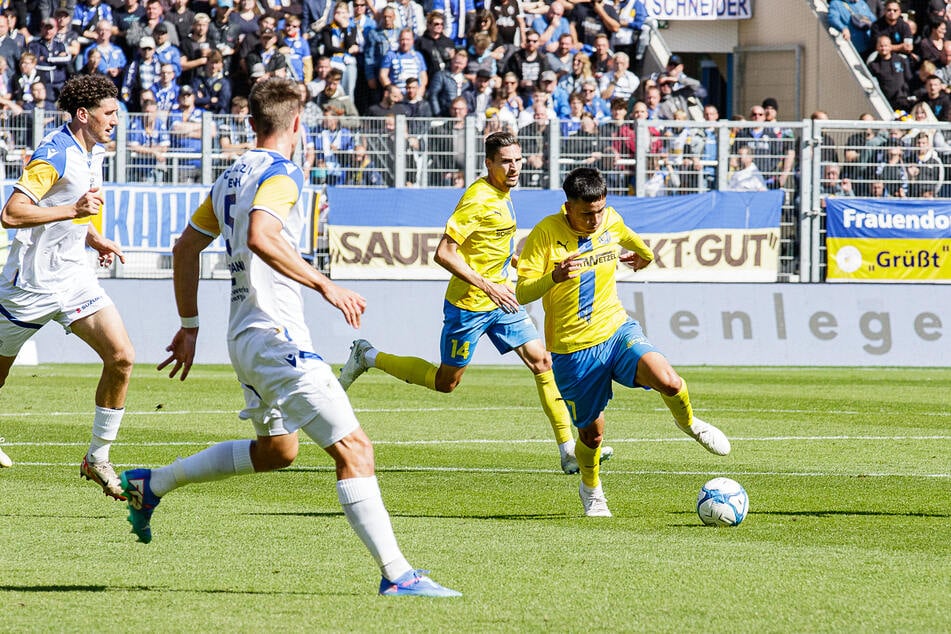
180, 316, 199, 329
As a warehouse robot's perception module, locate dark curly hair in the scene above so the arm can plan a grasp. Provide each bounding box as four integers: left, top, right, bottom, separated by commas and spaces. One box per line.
57, 75, 118, 117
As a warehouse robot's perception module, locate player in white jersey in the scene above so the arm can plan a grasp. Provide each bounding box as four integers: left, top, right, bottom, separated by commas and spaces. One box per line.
119, 78, 460, 598
0, 74, 133, 497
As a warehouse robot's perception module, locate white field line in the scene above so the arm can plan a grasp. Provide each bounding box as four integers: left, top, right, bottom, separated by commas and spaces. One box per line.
5, 461, 950, 478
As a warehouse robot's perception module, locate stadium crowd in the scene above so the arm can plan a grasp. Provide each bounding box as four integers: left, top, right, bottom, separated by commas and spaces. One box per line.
0, 0, 949, 198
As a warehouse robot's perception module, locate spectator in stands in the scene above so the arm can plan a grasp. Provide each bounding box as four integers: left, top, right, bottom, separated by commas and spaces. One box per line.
315, 67, 361, 127
165, 0, 195, 43
642, 82, 661, 118
218, 95, 255, 159
344, 142, 385, 186
367, 81, 410, 115
317, 2, 360, 96
655, 65, 702, 120
870, 0, 915, 56
127, 0, 180, 51
843, 113, 886, 195
589, 33, 614, 82
579, 77, 609, 120
230, 0, 263, 39
599, 50, 638, 100
168, 84, 208, 182
613, 0, 647, 61
310, 103, 354, 185
0, 13, 18, 71
404, 75, 433, 117
462, 66, 494, 117
379, 28, 427, 94
54, 7, 83, 61
280, 15, 310, 83
152, 62, 180, 112
128, 98, 170, 182
303, 0, 333, 36
179, 13, 217, 87
906, 131, 944, 195
875, 141, 908, 196
366, 6, 400, 93
828, 0, 876, 56
13, 54, 42, 106
728, 145, 768, 191
559, 50, 593, 97
532, 1, 573, 54
917, 18, 947, 66
419, 11, 456, 77
819, 162, 855, 203
505, 28, 549, 104
210, 0, 240, 69
428, 47, 470, 116
903, 100, 951, 150
430, 0, 474, 47
73, 0, 114, 47
121, 35, 163, 110
536, 70, 566, 117
81, 48, 107, 77
193, 49, 231, 114
915, 74, 951, 119
114, 0, 145, 54
573, 0, 621, 51
430, 96, 469, 185
392, 0, 426, 37
152, 22, 183, 77
600, 96, 635, 190
547, 32, 576, 79
2, 9, 24, 51
468, 9, 499, 48
467, 31, 504, 77
30, 17, 71, 99
84, 21, 128, 87
307, 55, 333, 98
519, 97, 552, 188
761, 96, 798, 189
496, 73, 524, 119
868, 34, 915, 109
24, 80, 57, 112
910, 58, 938, 95
487, 0, 527, 52
561, 90, 584, 136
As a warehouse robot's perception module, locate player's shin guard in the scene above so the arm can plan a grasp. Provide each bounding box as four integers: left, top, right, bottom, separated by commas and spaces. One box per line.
375, 352, 438, 390
533, 370, 574, 446
660, 379, 693, 430
575, 441, 601, 488
337, 476, 412, 582
87, 406, 123, 463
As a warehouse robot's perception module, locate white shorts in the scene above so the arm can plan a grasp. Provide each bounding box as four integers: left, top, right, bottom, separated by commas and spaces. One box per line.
0, 277, 114, 357
229, 328, 360, 447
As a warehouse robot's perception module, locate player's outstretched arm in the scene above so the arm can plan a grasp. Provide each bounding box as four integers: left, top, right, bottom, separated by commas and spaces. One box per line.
1, 188, 103, 229
434, 233, 521, 313
158, 225, 214, 381
247, 210, 366, 328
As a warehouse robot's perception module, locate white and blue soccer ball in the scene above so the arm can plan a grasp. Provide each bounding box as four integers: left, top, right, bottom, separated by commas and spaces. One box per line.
696, 477, 749, 527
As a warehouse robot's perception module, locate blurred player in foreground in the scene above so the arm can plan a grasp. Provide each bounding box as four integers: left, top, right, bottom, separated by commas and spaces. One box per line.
338, 131, 612, 474
121, 77, 460, 597
516, 167, 730, 517
0, 74, 133, 497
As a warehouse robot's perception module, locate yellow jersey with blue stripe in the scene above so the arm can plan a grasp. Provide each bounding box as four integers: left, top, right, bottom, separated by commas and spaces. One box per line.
3, 125, 105, 292
188, 148, 309, 344
444, 177, 517, 312
516, 205, 653, 354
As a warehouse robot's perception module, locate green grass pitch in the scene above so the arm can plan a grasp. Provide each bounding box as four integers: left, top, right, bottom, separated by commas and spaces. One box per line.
1, 364, 949, 632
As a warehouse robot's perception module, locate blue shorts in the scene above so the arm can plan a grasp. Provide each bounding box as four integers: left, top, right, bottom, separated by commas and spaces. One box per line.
551, 319, 659, 428
440, 300, 539, 367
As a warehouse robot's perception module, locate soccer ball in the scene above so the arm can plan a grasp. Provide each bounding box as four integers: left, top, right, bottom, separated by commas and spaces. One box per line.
696, 477, 749, 527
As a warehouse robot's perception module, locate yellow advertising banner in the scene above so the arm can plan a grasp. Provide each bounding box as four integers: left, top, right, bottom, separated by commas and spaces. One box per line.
826, 237, 951, 282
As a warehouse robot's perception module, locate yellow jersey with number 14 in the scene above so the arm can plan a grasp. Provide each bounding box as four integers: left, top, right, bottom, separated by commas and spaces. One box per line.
443, 177, 517, 312
517, 205, 654, 354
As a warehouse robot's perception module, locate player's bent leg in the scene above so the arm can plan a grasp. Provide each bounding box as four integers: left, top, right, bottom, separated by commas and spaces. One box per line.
433, 363, 467, 393
636, 353, 730, 456
514, 340, 577, 468
324, 428, 461, 597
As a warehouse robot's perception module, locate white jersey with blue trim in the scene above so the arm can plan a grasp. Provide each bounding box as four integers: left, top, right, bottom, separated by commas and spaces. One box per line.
3, 125, 105, 293
199, 148, 310, 345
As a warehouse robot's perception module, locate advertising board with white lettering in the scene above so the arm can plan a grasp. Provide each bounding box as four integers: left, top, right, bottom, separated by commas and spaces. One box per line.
326, 188, 783, 282
825, 198, 951, 283
644, 0, 752, 20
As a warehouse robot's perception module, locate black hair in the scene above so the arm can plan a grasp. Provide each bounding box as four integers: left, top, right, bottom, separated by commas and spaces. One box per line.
563, 167, 607, 202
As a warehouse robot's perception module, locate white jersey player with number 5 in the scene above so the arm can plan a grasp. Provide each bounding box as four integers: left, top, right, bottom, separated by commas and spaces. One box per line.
120, 78, 460, 597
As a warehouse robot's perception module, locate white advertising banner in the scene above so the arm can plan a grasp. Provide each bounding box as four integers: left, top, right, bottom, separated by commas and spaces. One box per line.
644, 0, 753, 20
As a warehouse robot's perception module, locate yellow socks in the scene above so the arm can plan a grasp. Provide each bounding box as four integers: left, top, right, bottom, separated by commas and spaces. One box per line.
533, 370, 574, 445
661, 378, 693, 431
375, 352, 438, 390
575, 440, 601, 488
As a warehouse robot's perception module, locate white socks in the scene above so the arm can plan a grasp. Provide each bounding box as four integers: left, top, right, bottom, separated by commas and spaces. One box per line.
337, 476, 411, 582
87, 406, 123, 463
149, 439, 255, 498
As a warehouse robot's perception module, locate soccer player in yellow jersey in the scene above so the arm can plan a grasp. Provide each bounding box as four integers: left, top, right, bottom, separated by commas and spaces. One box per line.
516, 167, 730, 517
339, 131, 611, 474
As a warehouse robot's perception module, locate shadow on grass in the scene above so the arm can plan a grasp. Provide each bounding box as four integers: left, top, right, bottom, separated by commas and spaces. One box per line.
0, 584, 347, 596
249, 510, 571, 520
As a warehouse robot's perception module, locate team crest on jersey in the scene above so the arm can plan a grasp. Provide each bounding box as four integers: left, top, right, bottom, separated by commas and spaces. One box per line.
598, 231, 612, 245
